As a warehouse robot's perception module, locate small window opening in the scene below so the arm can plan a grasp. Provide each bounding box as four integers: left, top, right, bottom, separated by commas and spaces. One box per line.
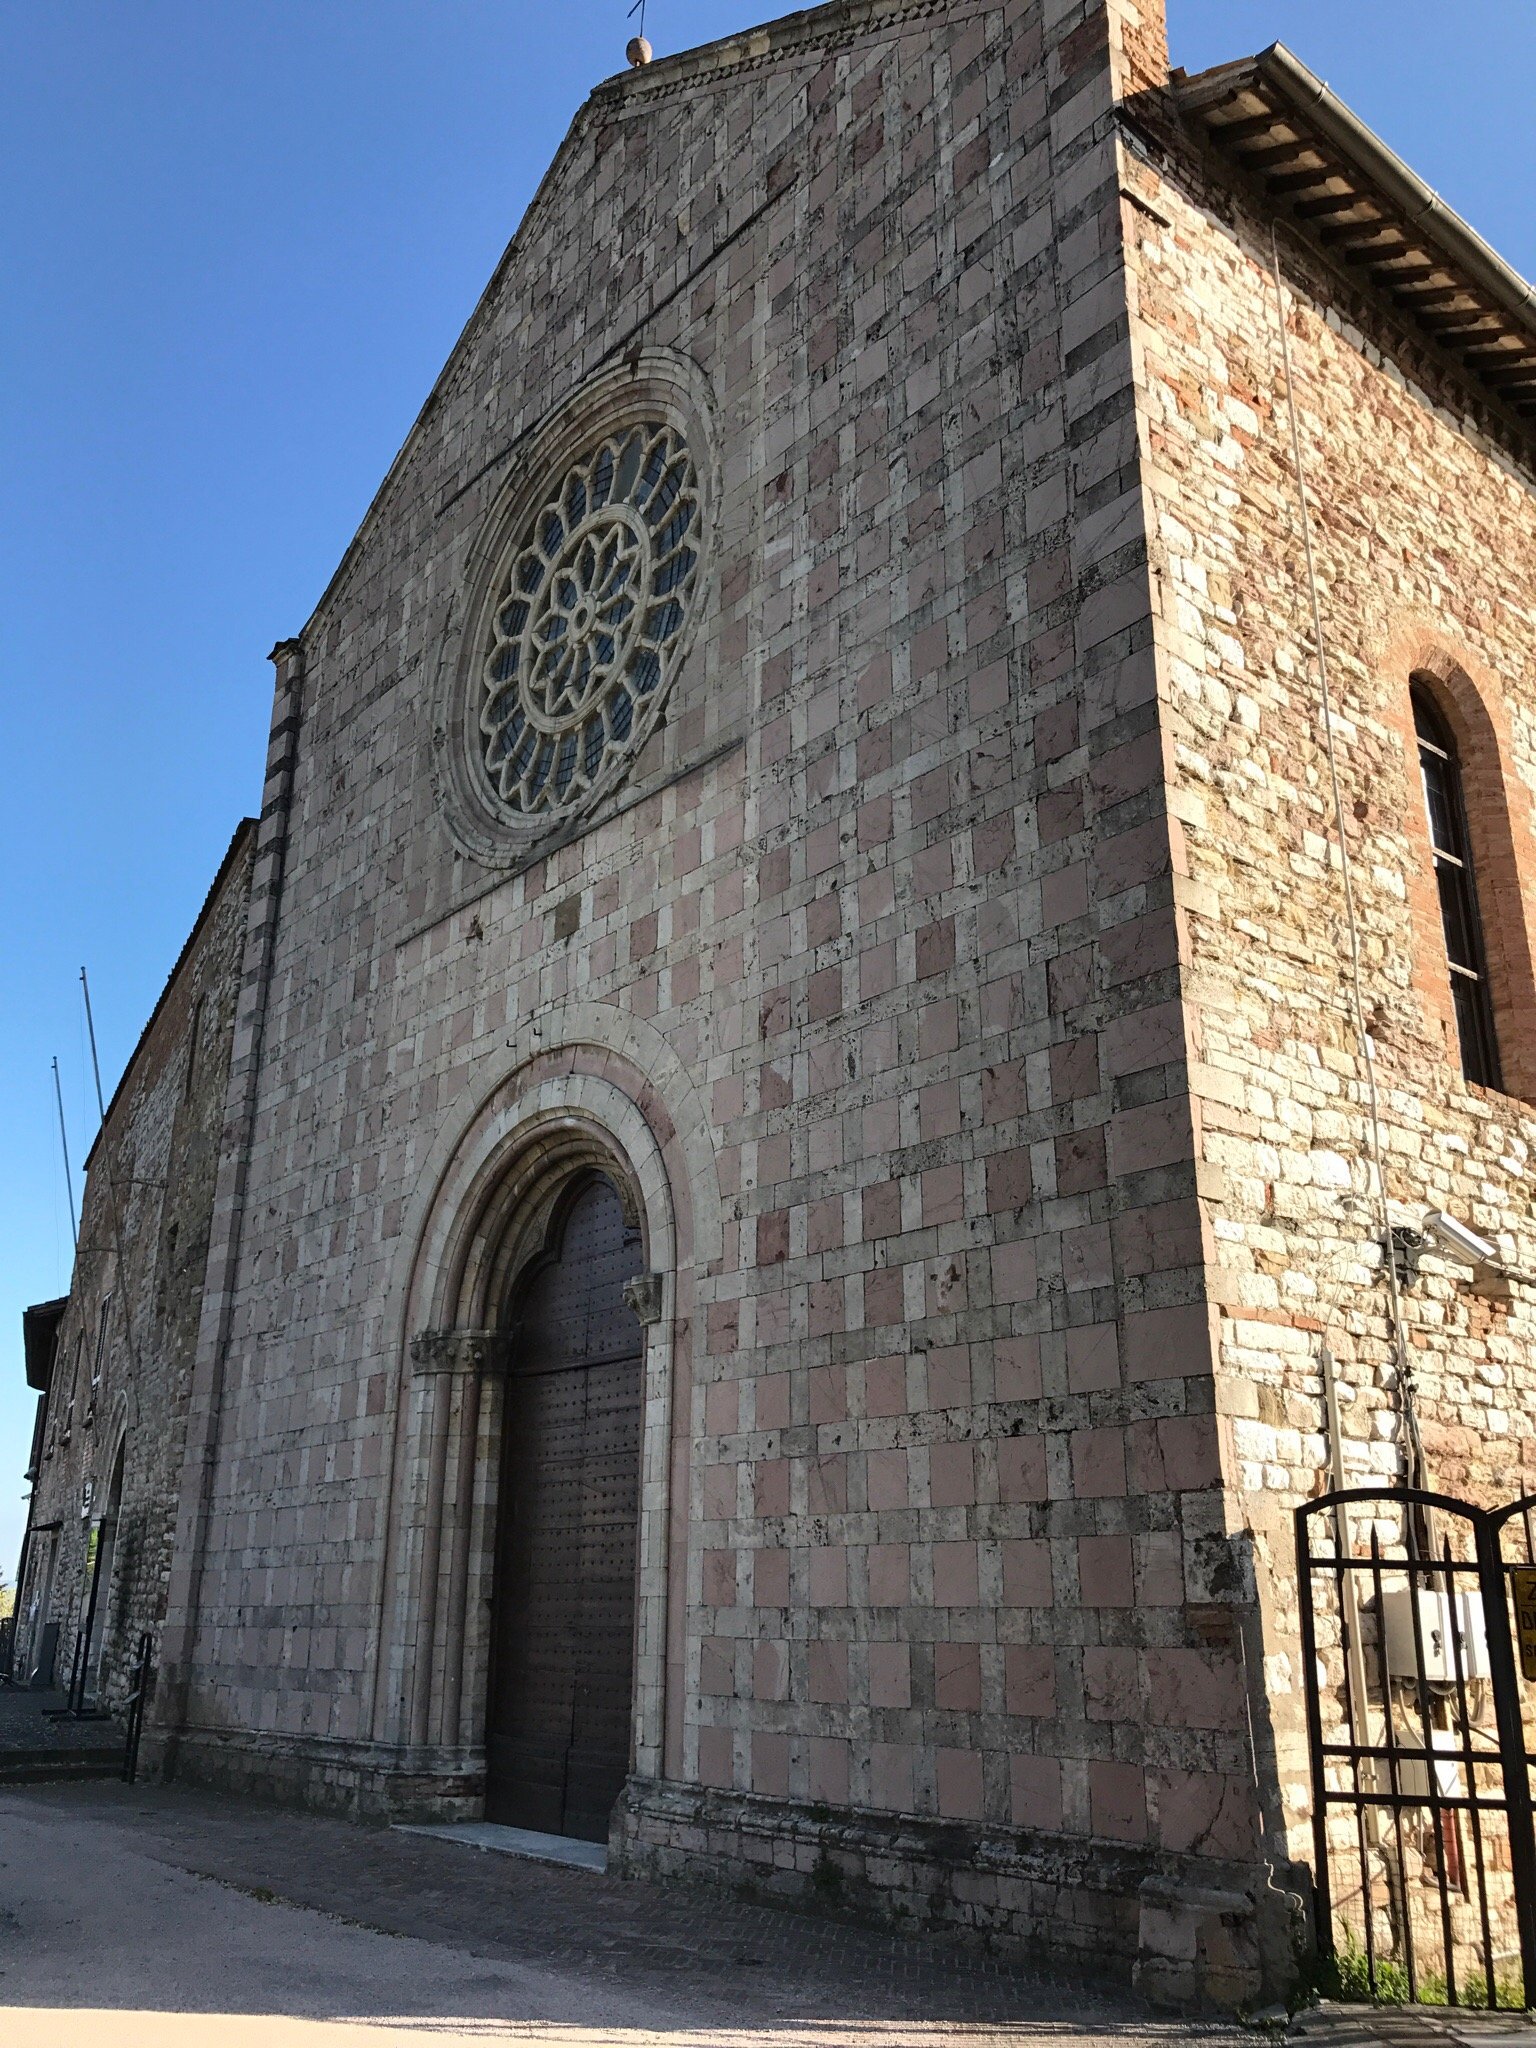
1413, 682, 1501, 1089
85, 1293, 112, 1425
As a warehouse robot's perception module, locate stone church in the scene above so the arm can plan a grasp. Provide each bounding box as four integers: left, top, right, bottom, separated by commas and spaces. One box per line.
13, 0, 1536, 2008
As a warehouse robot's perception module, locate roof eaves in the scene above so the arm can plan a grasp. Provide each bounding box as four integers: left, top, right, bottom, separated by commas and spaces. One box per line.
22, 1297, 68, 1392
1172, 43, 1536, 440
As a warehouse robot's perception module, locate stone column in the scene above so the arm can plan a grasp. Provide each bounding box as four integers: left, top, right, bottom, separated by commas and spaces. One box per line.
405, 1329, 510, 1751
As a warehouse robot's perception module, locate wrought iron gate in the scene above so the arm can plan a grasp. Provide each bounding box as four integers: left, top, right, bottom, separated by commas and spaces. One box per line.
1298, 1486, 1536, 2009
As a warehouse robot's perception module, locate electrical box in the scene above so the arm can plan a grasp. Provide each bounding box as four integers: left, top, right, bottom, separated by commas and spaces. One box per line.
1380, 1585, 1490, 1684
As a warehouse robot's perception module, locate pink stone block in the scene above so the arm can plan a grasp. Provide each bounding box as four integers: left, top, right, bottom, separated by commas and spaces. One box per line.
869, 1742, 915, 1813
754, 1373, 791, 1430
806, 1195, 843, 1256
1102, 998, 1187, 1079
863, 1356, 908, 1418
699, 1638, 734, 1697
1065, 1323, 1120, 1393
753, 1459, 790, 1517
808, 1365, 848, 1425
808, 1736, 850, 1806
1152, 1769, 1258, 1859
1127, 1413, 1222, 1494
697, 1724, 733, 1790
1143, 1648, 1243, 1731
925, 1346, 971, 1409
1070, 1426, 1127, 1499
935, 1748, 985, 1820
861, 1180, 901, 1239
1001, 1538, 1053, 1608
867, 1448, 909, 1510
863, 1264, 906, 1328
919, 1080, 962, 1139
868, 1641, 911, 1708
922, 1162, 965, 1226
928, 1440, 975, 1509
807, 1639, 849, 1704
752, 1732, 790, 1799
702, 1550, 737, 1607
932, 1541, 979, 1607
1010, 1753, 1063, 1831
994, 1336, 1043, 1401
867, 1543, 910, 1606
703, 1381, 739, 1434
991, 1238, 1037, 1306
1089, 1759, 1148, 1843
985, 1147, 1033, 1214
753, 1548, 789, 1608
809, 1546, 848, 1608
753, 1639, 788, 1702
1107, 1099, 1193, 1177
1122, 1302, 1216, 1383
808, 1278, 845, 1338
1004, 1644, 1055, 1717
935, 1641, 983, 1711
806, 1454, 847, 1514
756, 1210, 790, 1266
701, 1462, 738, 1520
1083, 1645, 1139, 1723
1078, 1534, 1133, 1607
996, 1433, 1047, 1503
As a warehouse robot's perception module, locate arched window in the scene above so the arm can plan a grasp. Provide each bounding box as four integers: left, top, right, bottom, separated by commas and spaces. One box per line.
1413, 682, 1501, 1089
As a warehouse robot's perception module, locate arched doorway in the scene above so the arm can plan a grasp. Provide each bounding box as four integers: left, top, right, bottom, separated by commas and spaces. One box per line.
486, 1172, 644, 1840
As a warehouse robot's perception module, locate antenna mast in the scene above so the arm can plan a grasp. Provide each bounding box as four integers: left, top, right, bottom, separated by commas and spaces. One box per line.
52, 1056, 78, 1249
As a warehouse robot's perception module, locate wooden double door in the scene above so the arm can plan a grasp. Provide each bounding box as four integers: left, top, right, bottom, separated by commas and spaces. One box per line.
485, 1174, 644, 1842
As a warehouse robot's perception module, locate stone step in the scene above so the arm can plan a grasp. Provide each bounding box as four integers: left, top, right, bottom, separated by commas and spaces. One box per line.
0, 1748, 124, 1784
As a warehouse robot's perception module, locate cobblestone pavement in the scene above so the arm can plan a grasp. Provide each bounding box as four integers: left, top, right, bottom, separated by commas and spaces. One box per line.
0, 1779, 1250, 2046
1292, 2003, 1536, 2044
0, 1683, 123, 1756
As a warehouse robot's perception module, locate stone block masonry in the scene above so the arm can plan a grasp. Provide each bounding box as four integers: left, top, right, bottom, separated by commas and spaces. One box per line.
20, 0, 1533, 2016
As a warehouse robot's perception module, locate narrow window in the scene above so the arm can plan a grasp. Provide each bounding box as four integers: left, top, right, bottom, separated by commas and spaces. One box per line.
61, 1331, 83, 1442
87, 1293, 112, 1419
1414, 683, 1501, 1088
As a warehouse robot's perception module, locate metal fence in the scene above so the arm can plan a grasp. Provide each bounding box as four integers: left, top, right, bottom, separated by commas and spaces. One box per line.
1298, 1486, 1536, 2009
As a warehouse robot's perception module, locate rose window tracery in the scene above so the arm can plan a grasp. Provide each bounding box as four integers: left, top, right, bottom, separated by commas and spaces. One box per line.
477, 423, 702, 821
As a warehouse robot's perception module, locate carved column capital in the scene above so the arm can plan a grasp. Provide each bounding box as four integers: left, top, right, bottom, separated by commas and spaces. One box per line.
409, 1328, 513, 1376
622, 1273, 665, 1326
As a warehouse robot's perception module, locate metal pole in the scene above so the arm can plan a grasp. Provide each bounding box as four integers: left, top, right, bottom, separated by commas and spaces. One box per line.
80, 969, 107, 1127
1476, 1510, 1536, 2010
51, 1058, 78, 1249
1296, 1502, 1336, 1971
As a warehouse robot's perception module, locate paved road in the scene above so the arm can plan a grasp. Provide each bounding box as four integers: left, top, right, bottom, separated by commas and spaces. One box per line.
0, 1779, 1249, 2047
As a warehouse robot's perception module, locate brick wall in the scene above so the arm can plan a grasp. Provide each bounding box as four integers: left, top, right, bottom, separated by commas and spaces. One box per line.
1122, 103, 1536, 1893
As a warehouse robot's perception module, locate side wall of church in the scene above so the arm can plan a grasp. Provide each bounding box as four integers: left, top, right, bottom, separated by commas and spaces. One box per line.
1122, 121, 1536, 1880
15, 827, 254, 1712
161, 0, 1272, 1992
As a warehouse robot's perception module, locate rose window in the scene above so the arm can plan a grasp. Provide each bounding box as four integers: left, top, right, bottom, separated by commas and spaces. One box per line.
478, 423, 702, 820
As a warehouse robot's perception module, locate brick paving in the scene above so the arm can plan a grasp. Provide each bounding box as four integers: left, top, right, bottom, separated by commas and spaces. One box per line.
1, 1778, 1248, 2043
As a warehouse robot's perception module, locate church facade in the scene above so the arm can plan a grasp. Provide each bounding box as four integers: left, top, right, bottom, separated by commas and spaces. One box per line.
16, 0, 1536, 2008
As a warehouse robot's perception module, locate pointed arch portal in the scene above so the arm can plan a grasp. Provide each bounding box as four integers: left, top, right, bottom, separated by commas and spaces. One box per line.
487, 1171, 644, 1838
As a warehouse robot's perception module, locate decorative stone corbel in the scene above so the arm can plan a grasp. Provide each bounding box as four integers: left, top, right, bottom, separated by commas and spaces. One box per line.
409, 1328, 513, 1376
621, 1274, 665, 1326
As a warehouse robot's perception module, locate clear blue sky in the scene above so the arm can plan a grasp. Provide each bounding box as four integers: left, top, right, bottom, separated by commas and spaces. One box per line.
3, 0, 1532, 1582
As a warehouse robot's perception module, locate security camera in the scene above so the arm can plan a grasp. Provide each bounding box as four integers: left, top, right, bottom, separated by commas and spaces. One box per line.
1420, 1210, 1500, 1269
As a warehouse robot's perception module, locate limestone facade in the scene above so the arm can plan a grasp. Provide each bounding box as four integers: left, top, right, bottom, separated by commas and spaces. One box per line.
15, 0, 1536, 2010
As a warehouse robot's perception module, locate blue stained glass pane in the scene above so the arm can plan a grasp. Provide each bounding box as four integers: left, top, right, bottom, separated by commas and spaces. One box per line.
583, 718, 605, 777
630, 649, 661, 698
608, 688, 633, 740
554, 731, 577, 795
